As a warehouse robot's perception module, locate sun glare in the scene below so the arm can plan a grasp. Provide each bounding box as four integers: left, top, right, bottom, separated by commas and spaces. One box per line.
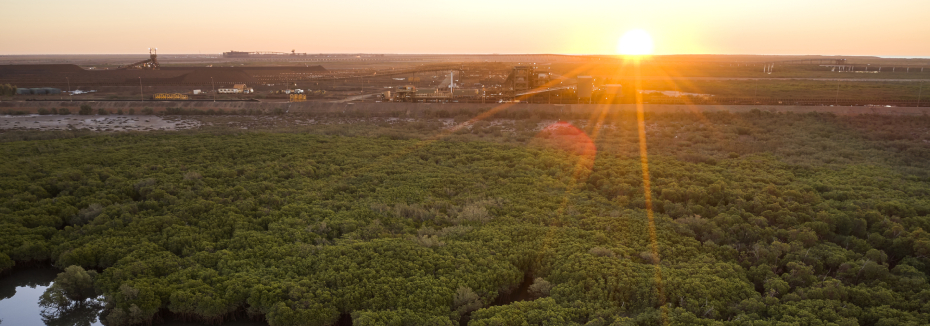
617, 29, 654, 55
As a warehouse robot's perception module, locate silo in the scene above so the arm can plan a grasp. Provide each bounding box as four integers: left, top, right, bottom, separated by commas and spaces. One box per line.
577, 76, 594, 99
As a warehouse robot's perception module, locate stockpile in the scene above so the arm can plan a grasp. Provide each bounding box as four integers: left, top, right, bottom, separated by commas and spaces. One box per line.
0, 65, 328, 87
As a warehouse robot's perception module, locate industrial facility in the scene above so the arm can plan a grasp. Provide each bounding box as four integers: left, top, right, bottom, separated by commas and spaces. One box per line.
121, 48, 160, 70
1, 51, 925, 106
504, 66, 551, 96
384, 85, 483, 102
223, 50, 310, 58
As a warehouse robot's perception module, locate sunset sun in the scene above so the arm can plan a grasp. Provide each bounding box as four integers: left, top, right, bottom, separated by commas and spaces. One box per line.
617, 29, 654, 55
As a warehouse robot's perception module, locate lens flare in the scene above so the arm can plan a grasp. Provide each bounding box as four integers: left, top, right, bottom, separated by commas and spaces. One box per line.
533, 121, 597, 164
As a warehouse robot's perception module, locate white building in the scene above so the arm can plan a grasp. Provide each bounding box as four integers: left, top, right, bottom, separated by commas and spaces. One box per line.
217, 84, 253, 94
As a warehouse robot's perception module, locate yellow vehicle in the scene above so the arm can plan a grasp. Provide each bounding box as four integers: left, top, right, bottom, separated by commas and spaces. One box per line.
289, 94, 306, 102
152, 93, 189, 100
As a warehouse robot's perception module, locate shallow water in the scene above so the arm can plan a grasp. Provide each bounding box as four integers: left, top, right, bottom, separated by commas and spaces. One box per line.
0, 267, 93, 326
0, 267, 266, 326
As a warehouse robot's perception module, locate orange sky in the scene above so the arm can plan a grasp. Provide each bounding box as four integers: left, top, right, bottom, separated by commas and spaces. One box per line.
1, 0, 928, 56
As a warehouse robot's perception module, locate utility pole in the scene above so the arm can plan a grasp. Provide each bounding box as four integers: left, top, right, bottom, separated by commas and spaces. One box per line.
139, 77, 143, 103
835, 80, 840, 106
211, 77, 216, 103
918, 81, 924, 108
66, 77, 71, 102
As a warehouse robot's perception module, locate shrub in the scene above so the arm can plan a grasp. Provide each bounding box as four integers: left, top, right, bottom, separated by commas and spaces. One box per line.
183, 171, 202, 180
97, 108, 108, 115
79, 105, 92, 115
415, 235, 444, 248
0, 84, 16, 96
639, 250, 660, 264
0, 252, 13, 273
459, 202, 490, 222
71, 204, 103, 226
589, 247, 617, 258
59, 108, 71, 115
453, 287, 482, 313
528, 278, 552, 298
38, 265, 101, 316
51, 265, 97, 301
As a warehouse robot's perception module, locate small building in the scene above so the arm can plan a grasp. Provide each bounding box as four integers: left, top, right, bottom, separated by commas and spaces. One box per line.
602, 84, 623, 96
234, 84, 254, 94
452, 88, 481, 99
576, 76, 594, 100
219, 84, 252, 94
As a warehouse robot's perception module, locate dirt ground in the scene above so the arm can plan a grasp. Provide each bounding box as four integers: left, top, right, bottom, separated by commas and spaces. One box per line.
3, 101, 930, 134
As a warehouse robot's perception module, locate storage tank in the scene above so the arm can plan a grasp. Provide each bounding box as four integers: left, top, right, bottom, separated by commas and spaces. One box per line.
576, 76, 594, 99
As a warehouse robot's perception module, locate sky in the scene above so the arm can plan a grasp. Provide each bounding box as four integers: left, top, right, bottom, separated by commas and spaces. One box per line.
1, 0, 928, 56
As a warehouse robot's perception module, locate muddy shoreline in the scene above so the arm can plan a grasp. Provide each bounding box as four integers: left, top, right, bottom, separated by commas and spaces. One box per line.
0, 115, 201, 132
2, 101, 930, 116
